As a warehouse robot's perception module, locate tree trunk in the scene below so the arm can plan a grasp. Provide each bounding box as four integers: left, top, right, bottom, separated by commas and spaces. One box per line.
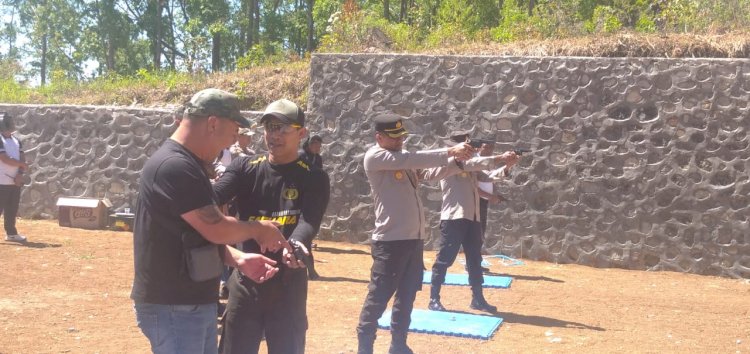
399, 0, 407, 22
250, 0, 260, 45
384, 0, 390, 21
306, 0, 314, 52
528, 0, 535, 16
40, 32, 47, 86
153, 0, 163, 69
166, 0, 176, 70
212, 32, 221, 72
106, 0, 116, 71
106, 41, 115, 72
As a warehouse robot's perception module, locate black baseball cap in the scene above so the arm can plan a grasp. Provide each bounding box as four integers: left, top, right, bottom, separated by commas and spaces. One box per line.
0, 112, 14, 132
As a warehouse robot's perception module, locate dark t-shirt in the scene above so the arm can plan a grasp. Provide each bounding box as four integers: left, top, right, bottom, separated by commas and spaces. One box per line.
131, 139, 223, 305
213, 155, 330, 282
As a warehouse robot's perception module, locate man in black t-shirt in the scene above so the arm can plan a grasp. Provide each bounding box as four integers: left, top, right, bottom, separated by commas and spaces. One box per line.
214, 99, 330, 354
132, 89, 290, 354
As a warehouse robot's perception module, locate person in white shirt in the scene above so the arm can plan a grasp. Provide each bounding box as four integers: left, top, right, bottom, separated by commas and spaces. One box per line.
476, 142, 511, 253
0, 113, 29, 243
423, 134, 518, 313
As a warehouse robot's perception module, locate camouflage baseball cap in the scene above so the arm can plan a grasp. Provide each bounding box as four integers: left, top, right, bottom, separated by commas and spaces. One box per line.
186, 88, 250, 127
260, 99, 305, 126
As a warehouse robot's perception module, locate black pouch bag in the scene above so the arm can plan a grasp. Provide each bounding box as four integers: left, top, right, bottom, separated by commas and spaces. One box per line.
182, 229, 224, 282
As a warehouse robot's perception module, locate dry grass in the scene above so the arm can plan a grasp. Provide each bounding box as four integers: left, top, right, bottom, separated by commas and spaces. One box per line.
416, 31, 750, 58
47, 61, 310, 111
26, 31, 750, 109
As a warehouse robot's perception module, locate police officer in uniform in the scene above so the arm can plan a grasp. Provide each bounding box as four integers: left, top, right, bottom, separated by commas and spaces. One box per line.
424, 133, 519, 313
356, 114, 474, 354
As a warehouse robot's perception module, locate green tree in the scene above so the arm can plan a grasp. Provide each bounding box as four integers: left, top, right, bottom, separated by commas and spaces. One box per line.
19, 0, 87, 85
436, 0, 498, 33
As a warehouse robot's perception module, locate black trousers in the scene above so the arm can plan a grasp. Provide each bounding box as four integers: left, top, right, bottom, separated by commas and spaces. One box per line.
357, 239, 424, 337
221, 268, 308, 354
0, 184, 20, 235
479, 198, 489, 241
431, 219, 484, 299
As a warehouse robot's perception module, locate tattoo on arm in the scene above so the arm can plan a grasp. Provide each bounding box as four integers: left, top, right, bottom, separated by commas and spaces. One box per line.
196, 205, 224, 225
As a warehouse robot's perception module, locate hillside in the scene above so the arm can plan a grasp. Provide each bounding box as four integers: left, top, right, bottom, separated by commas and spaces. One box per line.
10, 31, 750, 110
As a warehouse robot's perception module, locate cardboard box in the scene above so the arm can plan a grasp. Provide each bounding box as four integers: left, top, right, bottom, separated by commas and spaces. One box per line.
110, 213, 135, 232
56, 197, 112, 229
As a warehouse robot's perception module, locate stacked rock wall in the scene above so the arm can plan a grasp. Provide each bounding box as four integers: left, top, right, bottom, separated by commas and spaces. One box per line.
2, 54, 748, 278
0, 104, 264, 218
307, 54, 750, 278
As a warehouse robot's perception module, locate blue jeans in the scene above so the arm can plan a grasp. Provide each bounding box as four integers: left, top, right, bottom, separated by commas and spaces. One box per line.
134, 302, 218, 354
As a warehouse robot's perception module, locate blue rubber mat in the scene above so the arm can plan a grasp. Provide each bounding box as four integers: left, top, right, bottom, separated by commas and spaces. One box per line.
423, 271, 512, 288
377, 308, 503, 339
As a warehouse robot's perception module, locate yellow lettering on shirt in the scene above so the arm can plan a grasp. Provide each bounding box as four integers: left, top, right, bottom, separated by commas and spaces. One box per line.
248, 215, 298, 225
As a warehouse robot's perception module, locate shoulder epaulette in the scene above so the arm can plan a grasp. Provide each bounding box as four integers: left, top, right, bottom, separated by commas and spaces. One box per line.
296, 159, 310, 171
250, 155, 267, 165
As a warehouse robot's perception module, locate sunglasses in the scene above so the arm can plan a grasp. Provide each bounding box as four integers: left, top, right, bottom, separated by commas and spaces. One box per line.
263, 122, 301, 134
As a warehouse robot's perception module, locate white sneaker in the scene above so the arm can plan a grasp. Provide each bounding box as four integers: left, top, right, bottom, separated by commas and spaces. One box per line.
5, 234, 26, 242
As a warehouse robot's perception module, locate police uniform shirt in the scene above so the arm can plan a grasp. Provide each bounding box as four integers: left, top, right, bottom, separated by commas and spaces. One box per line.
363, 145, 454, 242
422, 155, 503, 221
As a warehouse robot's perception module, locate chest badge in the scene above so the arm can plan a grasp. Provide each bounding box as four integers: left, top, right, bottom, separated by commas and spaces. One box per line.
395, 171, 404, 180
460, 172, 468, 178
283, 187, 299, 200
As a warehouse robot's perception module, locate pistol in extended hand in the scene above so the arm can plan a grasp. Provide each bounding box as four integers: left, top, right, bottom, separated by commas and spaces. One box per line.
513, 147, 532, 156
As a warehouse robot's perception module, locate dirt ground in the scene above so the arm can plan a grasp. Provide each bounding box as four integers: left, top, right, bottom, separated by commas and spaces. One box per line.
1, 220, 749, 354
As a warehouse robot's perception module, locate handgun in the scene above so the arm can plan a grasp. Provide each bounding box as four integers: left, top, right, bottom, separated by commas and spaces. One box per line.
288, 239, 312, 268
513, 147, 532, 156
467, 138, 495, 148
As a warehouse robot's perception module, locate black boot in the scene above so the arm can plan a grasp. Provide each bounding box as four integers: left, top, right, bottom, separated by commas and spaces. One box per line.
388, 332, 414, 354
428, 298, 446, 311
470, 287, 497, 313
357, 333, 376, 354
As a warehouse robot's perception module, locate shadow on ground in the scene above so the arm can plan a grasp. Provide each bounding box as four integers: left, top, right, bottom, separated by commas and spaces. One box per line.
0, 241, 61, 249
310, 276, 369, 284
497, 311, 605, 331
485, 271, 564, 283
314, 246, 369, 255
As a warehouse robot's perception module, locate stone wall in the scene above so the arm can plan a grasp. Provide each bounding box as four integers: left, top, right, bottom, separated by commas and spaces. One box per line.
2, 54, 748, 278
0, 104, 265, 218
307, 54, 750, 279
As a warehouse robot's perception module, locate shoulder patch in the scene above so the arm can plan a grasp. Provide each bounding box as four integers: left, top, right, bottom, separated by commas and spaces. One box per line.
250, 155, 267, 165
296, 160, 310, 171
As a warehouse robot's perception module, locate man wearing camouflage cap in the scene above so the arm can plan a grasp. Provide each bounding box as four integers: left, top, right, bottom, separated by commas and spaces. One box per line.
132, 88, 290, 354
